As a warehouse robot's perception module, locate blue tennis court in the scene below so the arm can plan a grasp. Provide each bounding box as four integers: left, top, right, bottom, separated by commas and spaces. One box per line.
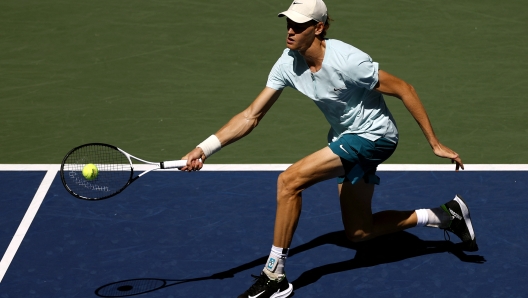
0, 165, 527, 297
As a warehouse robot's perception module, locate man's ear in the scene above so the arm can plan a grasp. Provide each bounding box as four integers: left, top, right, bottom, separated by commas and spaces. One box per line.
315, 21, 325, 36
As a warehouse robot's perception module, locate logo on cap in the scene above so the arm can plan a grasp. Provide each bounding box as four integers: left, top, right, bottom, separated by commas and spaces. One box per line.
278, 0, 328, 24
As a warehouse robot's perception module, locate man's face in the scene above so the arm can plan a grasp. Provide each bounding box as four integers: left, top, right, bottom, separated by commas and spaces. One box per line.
285, 18, 318, 51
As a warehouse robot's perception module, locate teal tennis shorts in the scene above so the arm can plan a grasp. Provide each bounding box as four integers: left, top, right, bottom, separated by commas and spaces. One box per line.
328, 134, 397, 185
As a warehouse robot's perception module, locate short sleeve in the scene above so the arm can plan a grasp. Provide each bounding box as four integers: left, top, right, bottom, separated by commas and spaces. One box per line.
346, 54, 379, 90
266, 58, 287, 91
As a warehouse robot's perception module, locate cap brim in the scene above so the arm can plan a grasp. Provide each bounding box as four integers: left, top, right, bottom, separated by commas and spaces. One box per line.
278, 10, 312, 23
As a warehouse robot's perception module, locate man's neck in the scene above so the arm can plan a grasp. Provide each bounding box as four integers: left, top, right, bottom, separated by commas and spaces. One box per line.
300, 38, 326, 72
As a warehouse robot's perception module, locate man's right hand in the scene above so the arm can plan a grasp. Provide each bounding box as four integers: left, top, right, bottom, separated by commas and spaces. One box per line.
180, 147, 205, 172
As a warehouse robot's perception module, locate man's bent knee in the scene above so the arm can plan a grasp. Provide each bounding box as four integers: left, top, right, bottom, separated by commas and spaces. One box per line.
277, 169, 304, 198
344, 229, 373, 243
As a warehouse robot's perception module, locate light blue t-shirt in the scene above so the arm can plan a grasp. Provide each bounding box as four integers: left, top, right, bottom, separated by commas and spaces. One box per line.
266, 39, 398, 144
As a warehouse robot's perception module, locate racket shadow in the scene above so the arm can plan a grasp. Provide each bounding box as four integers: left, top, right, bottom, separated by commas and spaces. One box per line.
94, 260, 269, 297
94, 231, 485, 297
95, 276, 221, 297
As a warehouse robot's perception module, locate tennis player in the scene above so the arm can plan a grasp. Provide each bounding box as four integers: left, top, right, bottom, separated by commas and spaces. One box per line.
182, 0, 478, 297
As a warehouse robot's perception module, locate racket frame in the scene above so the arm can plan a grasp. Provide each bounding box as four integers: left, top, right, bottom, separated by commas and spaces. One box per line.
60, 143, 193, 200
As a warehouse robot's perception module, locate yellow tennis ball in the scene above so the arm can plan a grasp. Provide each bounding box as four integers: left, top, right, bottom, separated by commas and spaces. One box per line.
82, 163, 99, 181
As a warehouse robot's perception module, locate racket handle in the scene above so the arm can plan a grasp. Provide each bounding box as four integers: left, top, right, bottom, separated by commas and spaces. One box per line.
161, 159, 202, 169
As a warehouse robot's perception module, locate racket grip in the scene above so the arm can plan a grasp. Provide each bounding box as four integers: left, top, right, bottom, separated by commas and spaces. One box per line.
161, 159, 202, 169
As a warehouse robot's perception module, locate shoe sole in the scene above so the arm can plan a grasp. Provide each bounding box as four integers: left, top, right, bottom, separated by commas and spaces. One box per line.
453, 195, 479, 251
454, 195, 475, 241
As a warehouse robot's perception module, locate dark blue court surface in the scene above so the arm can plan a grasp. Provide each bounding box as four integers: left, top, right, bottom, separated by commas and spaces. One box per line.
1, 170, 527, 297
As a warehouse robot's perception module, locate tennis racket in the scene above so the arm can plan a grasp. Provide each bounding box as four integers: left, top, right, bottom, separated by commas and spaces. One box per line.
60, 143, 199, 200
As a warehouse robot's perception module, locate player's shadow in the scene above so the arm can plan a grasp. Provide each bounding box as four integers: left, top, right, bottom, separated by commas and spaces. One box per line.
95, 231, 485, 297
288, 230, 485, 291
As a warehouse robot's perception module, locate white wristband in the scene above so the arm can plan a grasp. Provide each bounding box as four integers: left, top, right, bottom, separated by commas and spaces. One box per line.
197, 135, 222, 158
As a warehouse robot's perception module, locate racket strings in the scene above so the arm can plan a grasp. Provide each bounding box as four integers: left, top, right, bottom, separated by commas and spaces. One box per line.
62, 144, 132, 200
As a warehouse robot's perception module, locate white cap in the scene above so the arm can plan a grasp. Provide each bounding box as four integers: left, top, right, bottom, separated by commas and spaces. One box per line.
278, 0, 328, 24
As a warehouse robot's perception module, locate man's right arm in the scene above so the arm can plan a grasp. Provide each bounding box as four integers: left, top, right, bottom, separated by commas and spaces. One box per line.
181, 87, 282, 170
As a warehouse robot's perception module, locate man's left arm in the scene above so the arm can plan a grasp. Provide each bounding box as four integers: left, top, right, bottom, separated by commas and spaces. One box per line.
374, 70, 464, 170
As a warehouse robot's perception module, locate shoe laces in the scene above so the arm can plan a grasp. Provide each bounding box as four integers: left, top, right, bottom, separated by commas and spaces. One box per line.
444, 229, 451, 242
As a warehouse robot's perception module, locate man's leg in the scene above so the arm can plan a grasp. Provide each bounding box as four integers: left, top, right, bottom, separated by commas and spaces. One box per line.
338, 181, 478, 252
273, 146, 344, 248
238, 147, 343, 298
338, 179, 417, 242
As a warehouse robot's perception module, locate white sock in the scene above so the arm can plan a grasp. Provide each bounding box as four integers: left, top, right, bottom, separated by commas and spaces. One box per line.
426, 207, 452, 228
263, 245, 289, 278
415, 209, 429, 227
415, 208, 451, 228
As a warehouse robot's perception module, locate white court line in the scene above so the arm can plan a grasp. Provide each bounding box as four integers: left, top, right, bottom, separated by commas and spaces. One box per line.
126, 163, 528, 171
0, 165, 59, 283
1, 164, 528, 171
0, 163, 527, 283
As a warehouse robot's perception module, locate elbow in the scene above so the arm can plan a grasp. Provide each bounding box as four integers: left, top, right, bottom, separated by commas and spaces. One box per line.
407, 82, 416, 94
396, 82, 417, 101
242, 111, 263, 129
243, 115, 259, 129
